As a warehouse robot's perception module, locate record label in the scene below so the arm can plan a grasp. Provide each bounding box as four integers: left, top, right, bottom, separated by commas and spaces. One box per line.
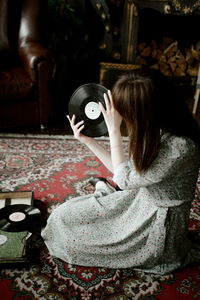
85, 101, 101, 120
9, 212, 26, 222
0, 234, 7, 245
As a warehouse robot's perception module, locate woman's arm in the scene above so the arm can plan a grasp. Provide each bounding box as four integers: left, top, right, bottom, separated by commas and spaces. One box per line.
85, 138, 113, 173
67, 115, 113, 173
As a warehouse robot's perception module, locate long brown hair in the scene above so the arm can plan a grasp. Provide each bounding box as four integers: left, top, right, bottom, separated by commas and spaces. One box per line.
112, 69, 200, 173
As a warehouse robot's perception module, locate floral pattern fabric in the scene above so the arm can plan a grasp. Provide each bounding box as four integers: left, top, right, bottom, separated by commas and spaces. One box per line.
41, 134, 200, 274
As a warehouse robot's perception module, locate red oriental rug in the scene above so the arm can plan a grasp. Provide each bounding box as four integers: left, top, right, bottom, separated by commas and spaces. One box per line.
0, 136, 200, 300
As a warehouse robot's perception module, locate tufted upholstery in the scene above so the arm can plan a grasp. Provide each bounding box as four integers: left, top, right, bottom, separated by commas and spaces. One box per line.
0, 0, 56, 128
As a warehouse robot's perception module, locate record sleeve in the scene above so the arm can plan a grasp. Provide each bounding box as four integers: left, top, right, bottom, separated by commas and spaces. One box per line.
0, 230, 31, 264
0, 191, 33, 209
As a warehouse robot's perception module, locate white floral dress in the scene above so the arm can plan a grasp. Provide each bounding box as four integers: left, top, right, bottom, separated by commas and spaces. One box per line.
41, 134, 200, 274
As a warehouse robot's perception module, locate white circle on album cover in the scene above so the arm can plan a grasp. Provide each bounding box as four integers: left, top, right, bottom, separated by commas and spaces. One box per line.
85, 102, 101, 120
9, 212, 26, 222
0, 234, 7, 245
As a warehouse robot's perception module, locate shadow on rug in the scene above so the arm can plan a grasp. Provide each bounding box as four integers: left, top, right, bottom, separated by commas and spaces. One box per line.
0, 137, 200, 300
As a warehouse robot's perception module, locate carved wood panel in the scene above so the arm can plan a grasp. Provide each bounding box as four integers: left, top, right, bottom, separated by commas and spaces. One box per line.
71, 1, 200, 64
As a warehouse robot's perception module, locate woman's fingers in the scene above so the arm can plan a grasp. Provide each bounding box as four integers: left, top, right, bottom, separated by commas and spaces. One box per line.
71, 114, 76, 126
66, 114, 75, 126
67, 115, 84, 132
108, 90, 113, 105
103, 90, 114, 111
104, 92, 112, 110
76, 123, 84, 134
66, 115, 71, 123
75, 120, 84, 130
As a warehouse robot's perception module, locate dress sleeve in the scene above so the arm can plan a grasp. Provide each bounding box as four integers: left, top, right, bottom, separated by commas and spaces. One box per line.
113, 136, 198, 190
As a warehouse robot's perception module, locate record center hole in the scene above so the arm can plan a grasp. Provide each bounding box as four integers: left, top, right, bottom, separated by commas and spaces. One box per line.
9, 212, 26, 222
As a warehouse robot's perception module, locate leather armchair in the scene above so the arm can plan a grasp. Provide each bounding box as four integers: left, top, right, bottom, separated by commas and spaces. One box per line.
0, 0, 56, 129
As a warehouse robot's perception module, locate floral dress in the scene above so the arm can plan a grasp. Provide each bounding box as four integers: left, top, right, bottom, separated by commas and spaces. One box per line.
41, 134, 200, 274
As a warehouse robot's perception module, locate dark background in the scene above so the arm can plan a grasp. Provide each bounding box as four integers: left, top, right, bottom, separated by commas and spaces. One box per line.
2, 0, 198, 134
44, 0, 111, 123
44, 0, 200, 126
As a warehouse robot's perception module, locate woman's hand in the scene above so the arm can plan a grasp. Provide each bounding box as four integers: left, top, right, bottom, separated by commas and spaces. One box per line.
66, 115, 93, 145
67, 114, 114, 172
99, 90, 122, 135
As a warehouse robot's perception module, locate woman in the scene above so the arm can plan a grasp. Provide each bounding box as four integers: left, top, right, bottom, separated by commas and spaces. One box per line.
41, 70, 200, 274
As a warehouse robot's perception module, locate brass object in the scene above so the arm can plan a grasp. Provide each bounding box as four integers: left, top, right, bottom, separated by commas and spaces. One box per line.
99, 62, 141, 88
132, 2, 138, 17
172, 0, 200, 14
126, 2, 138, 62
99, 43, 107, 50
113, 51, 121, 60
105, 25, 110, 32
100, 62, 141, 71
164, 4, 171, 14
101, 13, 106, 20
96, 3, 101, 10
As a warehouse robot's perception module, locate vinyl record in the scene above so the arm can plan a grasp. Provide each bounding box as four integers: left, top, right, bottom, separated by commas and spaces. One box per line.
0, 204, 41, 233
68, 83, 108, 137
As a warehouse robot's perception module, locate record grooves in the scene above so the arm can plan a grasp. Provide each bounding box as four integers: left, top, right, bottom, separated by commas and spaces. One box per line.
0, 204, 41, 232
68, 83, 108, 137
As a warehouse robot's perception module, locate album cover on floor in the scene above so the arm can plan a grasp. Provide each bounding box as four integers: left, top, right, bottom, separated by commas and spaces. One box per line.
0, 191, 34, 264
0, 230, 31, 264
0, 191, 33, 208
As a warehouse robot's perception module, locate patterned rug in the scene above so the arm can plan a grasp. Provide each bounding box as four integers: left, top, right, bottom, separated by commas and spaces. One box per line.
0, 136, 200, 300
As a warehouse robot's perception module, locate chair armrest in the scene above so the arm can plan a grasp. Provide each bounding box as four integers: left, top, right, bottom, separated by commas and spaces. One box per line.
18, 42, 56, 81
